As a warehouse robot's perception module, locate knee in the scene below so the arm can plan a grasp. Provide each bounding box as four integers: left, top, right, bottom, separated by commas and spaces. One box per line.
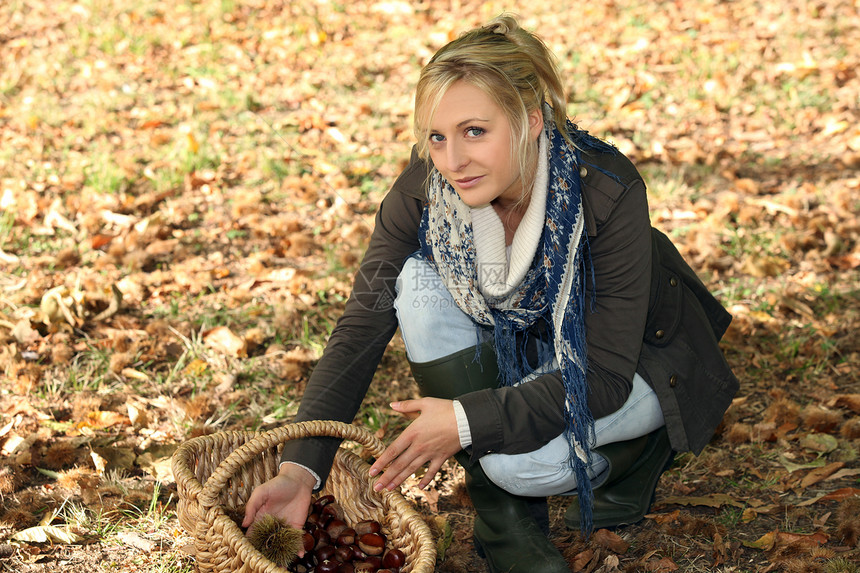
480, 457, 525, 494
394, 257, 426, 301
394, 257, 445, 324
479, 456, 546, 497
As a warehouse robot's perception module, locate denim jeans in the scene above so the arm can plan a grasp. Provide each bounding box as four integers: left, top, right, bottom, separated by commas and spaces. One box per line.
394, 256, 665, 497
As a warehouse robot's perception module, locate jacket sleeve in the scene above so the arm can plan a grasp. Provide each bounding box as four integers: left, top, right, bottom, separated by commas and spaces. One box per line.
279, 184, 424, 486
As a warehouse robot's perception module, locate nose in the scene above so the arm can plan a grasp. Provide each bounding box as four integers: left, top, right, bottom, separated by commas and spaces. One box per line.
445, 140, 468, 173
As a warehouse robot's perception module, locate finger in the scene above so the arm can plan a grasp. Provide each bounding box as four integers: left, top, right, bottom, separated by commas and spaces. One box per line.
417, 460, 444, 490
242, 491, 264, 527
390, 399, 422, 412
369, 442, 400, 477
390, 401, 423, 420
383, 459, 427, 491
370, 428, 420, 475
376, 450, 427, 491
373, 452, 414, 491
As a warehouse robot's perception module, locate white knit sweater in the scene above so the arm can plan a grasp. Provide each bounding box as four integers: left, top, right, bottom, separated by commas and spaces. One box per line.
470, 131, 549, 297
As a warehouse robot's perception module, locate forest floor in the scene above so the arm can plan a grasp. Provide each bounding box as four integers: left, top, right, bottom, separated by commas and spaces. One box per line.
1, 0, 859, 571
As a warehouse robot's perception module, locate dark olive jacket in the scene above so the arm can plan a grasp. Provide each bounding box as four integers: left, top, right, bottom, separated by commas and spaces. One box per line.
280, 144, 739, 486
639, 228, 738, 453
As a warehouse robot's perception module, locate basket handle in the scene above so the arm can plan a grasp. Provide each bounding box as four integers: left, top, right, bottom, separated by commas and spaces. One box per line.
197, 420, 387, 511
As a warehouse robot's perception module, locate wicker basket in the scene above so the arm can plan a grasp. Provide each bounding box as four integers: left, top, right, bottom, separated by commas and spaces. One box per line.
172, 420, 437, 573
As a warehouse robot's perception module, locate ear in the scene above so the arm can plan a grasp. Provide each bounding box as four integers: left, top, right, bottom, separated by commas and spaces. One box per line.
527, 107, 544, 141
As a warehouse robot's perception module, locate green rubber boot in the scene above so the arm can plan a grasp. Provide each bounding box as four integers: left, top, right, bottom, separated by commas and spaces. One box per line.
564, 426, 675, 530
410, 344, 570, 573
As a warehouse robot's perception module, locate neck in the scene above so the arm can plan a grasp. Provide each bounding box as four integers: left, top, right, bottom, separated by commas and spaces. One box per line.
492, 145, 538, 238
492, 191, 529, 215
492, 197, 528, 245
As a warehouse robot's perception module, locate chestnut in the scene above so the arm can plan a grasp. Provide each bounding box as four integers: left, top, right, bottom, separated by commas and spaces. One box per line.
301, 532, 315, 553
313, 528, 331, 550
352, 562, 375, 573
364, 555, 383, 569
337, 563, 355, 573
382, 548, 405, 570
354, 520, 381, 536
316, 494, 336, 507
306, 513, 322, 529
322, 501, 344, 522
336, 527, 356, 547
316, 544, 337, 563
326, 518, 349, 539
351, 545, 368, 561
358, 532, 386, 556
316, 559, 342, 573
335, 544, 354, 563
295, 552, 317, 570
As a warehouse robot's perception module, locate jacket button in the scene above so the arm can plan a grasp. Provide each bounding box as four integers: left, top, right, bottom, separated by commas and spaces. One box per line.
669, 375, 677, 387
579, 166, 588, 178
655, 329, 665, 339
670, 277, 678, 287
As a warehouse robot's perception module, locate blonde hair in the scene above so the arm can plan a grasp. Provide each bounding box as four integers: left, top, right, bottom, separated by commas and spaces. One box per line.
413, 15, 571, 197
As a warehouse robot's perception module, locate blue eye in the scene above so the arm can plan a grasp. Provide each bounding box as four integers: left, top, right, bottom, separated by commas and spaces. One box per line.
466, 127, 484, 137
429, 133, 445, 143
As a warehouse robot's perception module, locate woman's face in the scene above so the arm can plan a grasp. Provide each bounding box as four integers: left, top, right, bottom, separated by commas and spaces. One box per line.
427, 81, 541, 209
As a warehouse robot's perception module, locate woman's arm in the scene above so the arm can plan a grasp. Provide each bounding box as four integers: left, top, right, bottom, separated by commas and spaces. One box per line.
277, 187, 424, 484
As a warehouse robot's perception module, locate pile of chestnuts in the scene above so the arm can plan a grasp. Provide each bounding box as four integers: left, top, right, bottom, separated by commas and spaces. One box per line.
245, 493, 407, 573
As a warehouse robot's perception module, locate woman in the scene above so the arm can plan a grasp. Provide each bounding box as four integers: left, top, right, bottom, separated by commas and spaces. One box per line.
244, 15, 738, 573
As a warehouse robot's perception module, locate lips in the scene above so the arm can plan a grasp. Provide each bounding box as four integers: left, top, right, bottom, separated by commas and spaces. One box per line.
454, 175, 484, 189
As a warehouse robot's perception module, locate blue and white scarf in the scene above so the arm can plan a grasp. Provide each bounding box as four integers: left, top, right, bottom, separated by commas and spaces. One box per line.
417, 111, 618, 533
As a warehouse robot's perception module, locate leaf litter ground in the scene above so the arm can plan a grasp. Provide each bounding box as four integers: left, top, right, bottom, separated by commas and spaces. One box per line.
0, 1, 858, 572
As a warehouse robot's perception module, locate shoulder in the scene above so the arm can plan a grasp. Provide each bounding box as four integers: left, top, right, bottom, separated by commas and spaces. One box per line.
577, 143, 646, 236
390, 146, 429, 201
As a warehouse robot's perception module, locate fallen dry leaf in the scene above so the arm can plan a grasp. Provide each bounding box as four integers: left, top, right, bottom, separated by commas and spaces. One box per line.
592, 528, 629, 554
819, 488, 860, 502
658, 493, 745, 509
126, 401, 149, 428
11, 525, 81, 544
831, 394, 860, 413
595, 554, 621, 572
420, 486, 440, 513
117, 531, 157, 553
798, 432, 839, 454
136, 450, 176, 483
743, 529, 828, 551
800, 461, 845, 489
203, 326, 247, 357
572, 548, 594, 572
75, 411, 130, 431
10, 319, 40, 345
90, 451, 107, 473
643, 556, 679, 572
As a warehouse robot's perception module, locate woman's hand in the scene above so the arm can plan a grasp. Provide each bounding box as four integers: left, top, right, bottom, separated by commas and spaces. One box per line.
242, 463, 316, 539
369, 397, 461, 492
